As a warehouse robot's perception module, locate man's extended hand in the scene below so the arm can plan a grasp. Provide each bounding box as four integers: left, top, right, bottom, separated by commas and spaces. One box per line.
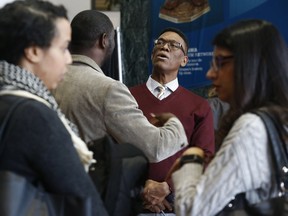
149, 112, 175, 127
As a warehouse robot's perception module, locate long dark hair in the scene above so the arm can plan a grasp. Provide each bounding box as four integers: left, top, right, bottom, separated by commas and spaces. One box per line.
214, 19, 288, 148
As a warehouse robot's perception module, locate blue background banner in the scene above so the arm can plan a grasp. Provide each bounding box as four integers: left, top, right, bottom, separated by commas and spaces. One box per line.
150, 0, 288, 89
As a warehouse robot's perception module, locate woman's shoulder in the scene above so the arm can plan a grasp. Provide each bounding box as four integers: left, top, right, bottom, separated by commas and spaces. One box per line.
225, 112, 267, 149
1, 95, 60, 125
233, 112, 263, 130
16, 97, 55, 114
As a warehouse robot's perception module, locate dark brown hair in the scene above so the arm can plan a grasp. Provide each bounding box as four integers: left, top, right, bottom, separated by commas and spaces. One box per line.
214, 19, 288, 149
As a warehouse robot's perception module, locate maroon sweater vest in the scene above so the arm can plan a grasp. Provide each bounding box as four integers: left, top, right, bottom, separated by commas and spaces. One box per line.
130, 84, 215, 189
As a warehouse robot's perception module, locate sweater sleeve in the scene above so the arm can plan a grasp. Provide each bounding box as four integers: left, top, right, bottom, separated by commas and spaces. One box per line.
172, 113, 272, 216
102, 81, 188, 162
189, 100, 215, 164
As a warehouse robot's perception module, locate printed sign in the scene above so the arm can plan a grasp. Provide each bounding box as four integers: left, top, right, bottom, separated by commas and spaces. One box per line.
150, 0, 288, 89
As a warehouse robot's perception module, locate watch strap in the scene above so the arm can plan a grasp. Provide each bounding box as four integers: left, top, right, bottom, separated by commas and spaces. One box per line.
180, 154, 204, 167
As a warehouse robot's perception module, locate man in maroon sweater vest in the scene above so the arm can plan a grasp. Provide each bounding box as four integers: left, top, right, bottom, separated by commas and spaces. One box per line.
130, 27, 215, 214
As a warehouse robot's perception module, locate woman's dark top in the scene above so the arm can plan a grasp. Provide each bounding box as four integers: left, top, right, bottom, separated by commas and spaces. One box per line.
0, 95, 108, 215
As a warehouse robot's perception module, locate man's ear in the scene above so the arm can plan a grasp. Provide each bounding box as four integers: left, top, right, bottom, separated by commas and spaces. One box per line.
99, 33, 107, 49
24, 46, 43, 63
151, 47, 156, 61
180, 55, 188, 67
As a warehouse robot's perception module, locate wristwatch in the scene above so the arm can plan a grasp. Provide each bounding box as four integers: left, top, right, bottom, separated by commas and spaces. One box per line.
180, 154, 204, 167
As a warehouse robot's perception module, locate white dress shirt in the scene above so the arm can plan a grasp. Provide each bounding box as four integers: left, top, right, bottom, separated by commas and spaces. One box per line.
146, 76, 179, 100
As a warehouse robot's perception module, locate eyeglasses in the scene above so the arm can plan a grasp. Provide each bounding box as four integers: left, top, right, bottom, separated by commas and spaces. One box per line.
210, 55, 234, 71
154, 38, 186, 55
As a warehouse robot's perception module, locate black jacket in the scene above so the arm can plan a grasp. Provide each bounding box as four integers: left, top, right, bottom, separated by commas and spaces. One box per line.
0, 95, 108, 215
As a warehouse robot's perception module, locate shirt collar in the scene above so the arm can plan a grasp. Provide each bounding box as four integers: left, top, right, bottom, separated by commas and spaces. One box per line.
146, 76, 179, 92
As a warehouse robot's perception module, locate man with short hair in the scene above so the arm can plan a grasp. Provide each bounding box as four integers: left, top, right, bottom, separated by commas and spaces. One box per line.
53, 10, 188, 166
130, 27, 215, 214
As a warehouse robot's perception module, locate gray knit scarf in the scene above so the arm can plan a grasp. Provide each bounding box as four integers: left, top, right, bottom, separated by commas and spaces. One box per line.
0, 60, 79, 134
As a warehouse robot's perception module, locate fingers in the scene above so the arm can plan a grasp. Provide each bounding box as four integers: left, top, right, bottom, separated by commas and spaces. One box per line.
149, 113, 162, 127
144, 199, 173, 213
143, 190, 162, 204
150, 112, 175, 126
162, 198, 173, 211
144, 203, 165, 213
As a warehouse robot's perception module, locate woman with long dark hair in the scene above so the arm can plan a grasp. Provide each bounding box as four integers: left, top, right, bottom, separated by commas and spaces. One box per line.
168, 19, 288, 216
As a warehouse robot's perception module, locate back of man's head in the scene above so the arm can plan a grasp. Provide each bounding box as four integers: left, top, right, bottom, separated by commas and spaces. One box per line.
69, 10, 114, 54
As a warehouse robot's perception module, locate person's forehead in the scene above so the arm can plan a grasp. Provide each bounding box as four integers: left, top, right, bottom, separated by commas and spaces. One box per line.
213, 45, 233, 56
159, 31, 184, 43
